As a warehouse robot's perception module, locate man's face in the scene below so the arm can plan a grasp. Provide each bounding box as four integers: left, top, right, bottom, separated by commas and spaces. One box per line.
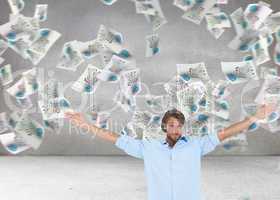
165, 117, 183, 141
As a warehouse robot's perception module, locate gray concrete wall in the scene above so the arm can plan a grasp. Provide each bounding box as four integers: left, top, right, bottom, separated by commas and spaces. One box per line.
0, 0, 279, 155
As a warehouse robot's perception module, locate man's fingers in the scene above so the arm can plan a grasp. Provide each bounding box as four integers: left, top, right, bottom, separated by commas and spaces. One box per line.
65, 111, 81, 115
65, 112, 82, 120
266, 103, 277, 111
263, 103, 278, 117
65, 112, 76, 118
70, 118, 82, 127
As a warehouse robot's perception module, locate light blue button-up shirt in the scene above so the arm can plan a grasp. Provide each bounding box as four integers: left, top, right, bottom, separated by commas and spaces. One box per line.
115, 131, 221, 200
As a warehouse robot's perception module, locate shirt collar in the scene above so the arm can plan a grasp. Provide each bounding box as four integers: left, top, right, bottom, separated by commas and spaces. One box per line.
161, 135, 188, 145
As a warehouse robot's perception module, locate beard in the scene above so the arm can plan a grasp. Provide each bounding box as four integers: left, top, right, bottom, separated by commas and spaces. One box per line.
166, 134, 181, 147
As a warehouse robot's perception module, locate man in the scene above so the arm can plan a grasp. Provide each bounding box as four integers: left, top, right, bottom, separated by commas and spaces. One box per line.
65, 103, 276, 200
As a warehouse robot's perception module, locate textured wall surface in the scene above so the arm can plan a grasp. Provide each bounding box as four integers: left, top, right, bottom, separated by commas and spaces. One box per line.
0, 0, 279, 155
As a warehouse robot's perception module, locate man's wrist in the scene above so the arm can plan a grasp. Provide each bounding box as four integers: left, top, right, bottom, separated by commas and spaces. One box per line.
245, 116, 258, 124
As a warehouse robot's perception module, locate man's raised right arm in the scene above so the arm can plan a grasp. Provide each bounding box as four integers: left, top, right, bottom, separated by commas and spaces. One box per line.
65, 112, 119, 143
65, 112, 144, 159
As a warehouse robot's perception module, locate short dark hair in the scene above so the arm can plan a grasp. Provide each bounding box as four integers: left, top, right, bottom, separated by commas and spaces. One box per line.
161, 108, 185, 132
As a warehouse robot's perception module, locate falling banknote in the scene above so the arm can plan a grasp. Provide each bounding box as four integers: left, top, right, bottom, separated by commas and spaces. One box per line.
221, 61, 258, 84
0, 132, 31, 154
145, 33, 160, 57
244, 2, 272, 30
100, 0, 118, 6
182, 0, 216, 25
0, 64, 13, 86
56, 41, 84, 71
177, 62, 210, 82
120, 68, 141, 96
97, 55, 130, 82
7, 0, 25, 15
0, 112, 9, 134
72, 64, 102, 94
38, 97, 73, 120
27, 28, 61, 65
14, 113, 45, 149
34, 4, 48, 22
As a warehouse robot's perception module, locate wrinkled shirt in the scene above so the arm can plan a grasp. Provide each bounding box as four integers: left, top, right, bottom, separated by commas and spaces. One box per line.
115, 131, 221, 200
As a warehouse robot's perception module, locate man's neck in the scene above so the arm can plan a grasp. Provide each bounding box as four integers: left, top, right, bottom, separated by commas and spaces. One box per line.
166, 136, 179, 148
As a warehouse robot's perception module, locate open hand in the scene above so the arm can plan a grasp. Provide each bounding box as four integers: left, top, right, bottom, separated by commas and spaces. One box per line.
253, 103, 278, 121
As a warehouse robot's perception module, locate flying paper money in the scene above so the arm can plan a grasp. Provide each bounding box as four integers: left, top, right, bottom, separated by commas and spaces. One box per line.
56, 41, 84, 71
97, 55, 130, 82
0, 132, 31, 154
177, 82, 206, 116
72, 64, 102, 94
177, 62, 210, 82
0, 64, 13, 86
121, 122, 137, 138
34, 4, 48, 22
0, 15, 39, 43
0, 14, 60, 65
274, 42, 280, 65
38, 78, 63, 101
242, 103, 279, 124
120, 68, 141, 96
230, 8, 249, 36
97, 24, 124, 54
221, 61, 258, 84
95, 112, 111, 129
189, 112, 211, 136
207, 99, 230, 120
113, 90, 136, 112
6, 111, 23, 130
255, 74, 280, 104
267, 117, 280, 133
0, 112, 9, 134
173, 0, 195, 11
77, 40, 105, 60
222, 133, 248, 151
38, 97, 72, 120
259, 66, 278, 79
144, 94, 167, 112
145, 33, 160, 57
43, 118, 64, 132
211, 80, 230, 99
6, 78, 27, 99
142, 126, 165, 140
135, 1, 157, 15
205, 12, 231, 29
14, 114, 45, 149
100, 0, 118, 6
27, 28, 61, 65
132, 110, 153, 129
15, 96, 33, 110
251, 36, 270, 66
228, 33, 259, 52
205, 12, 231, 39
244, 2, 272, 30
7, 0, 25, 14
22, 67, 39, 95
264, 11, 280, 34
182, 0, 216, 25
142, 0, 167, 31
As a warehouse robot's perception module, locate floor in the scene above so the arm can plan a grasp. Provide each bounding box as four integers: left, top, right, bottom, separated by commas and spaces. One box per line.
0, 156, 279, 200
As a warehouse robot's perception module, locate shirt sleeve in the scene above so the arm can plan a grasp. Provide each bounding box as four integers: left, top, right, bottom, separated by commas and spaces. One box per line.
198, 130, 221, 156
114, 134, 144, 159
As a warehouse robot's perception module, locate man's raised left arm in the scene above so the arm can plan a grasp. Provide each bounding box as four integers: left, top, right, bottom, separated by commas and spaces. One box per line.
217, 104, 277, 142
